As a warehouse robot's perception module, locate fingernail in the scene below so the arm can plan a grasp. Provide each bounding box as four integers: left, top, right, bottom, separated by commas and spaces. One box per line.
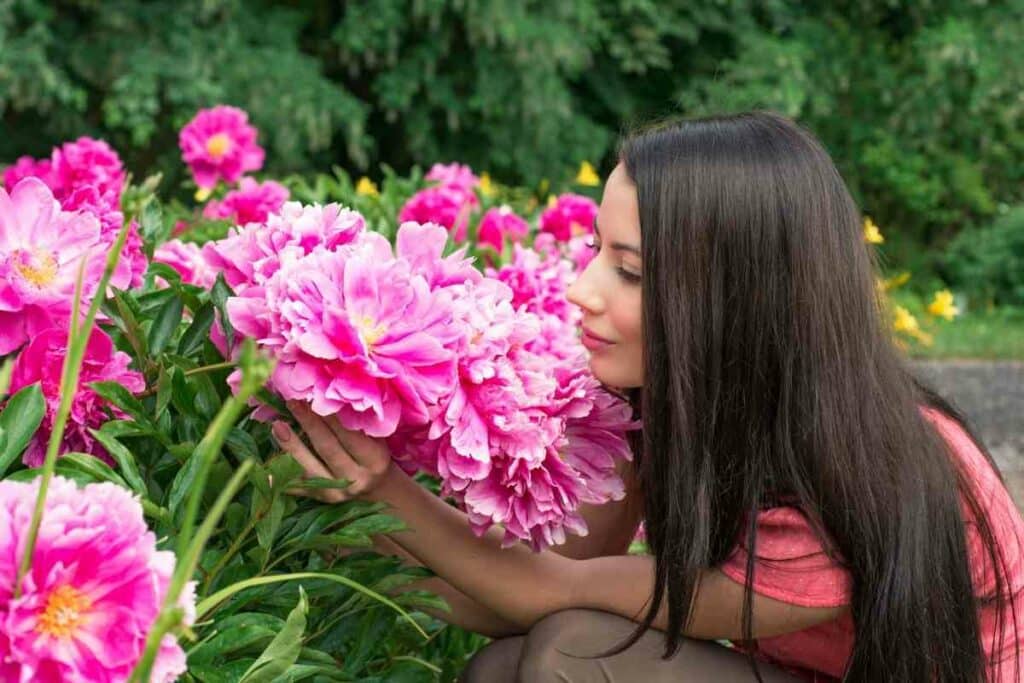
272, 421, 291, 442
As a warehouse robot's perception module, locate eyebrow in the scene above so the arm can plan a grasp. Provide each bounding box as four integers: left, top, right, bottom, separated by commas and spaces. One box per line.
593, 218, 641, 257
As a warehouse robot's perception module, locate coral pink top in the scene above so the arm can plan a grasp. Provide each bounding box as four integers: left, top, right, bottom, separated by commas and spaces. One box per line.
719, 409, 1024, 681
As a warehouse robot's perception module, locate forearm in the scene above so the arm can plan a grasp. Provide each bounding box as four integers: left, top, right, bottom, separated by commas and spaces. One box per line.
369, 468, 578, 630
369, 533, 524, 638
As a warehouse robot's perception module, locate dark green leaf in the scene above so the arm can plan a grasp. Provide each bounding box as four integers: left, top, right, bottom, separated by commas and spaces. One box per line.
238, 588, 308, 682
167, 448, 203, 517
88, 381, 151, 425
89, 428, 147, 495
177, 302, 215, 357
0, 383, 46, 476
55, 452, 129, 488
211, 274, 236, 350
147, 293, 184, 355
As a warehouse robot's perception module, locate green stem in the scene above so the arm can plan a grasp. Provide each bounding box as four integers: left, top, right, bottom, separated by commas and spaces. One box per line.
137, 361, 235, 398
15, 221, 131, 597
202, 513, 260, 592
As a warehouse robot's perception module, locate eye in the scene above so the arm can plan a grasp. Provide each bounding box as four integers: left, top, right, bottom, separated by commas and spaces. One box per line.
616, 267, 642, 284
586, 237, 601, 252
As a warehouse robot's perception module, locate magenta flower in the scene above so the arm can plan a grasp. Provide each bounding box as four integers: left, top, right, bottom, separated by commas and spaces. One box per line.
486, 244, 579, 325
8, 327, 145, 467
153, 239, 218, 288
477, 206, 529, 255
202, 176, 289, 226
202, 201, 365, 291
425, 162, 479, 191
179, 105, 265, 189
51, 137, 126, 201
2, 156, 57, 193
62, 185, 148, 289
0, 476, 193, 681
228, 227, 462, 437
539, 193, 598, 242
0, 178, 108, 355
398, 185, 476, 241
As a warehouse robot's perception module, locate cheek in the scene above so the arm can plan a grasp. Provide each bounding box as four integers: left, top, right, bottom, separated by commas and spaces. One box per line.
609, 293, 643, 346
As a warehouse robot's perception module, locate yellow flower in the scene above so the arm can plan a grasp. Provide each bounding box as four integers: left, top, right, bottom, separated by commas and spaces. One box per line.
356, 176, 379, 197
479, 172, 495, 197
880, 271, 911, 292
927, 290, 960, 321
892, 306, 933, 346
547, 194, 557, 208
194, 186, 213, 202
863, 217, 884, 244
575, 161, 600, 186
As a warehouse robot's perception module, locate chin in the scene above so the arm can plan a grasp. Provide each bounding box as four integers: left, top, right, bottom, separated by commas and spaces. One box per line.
587, 355, 641, 389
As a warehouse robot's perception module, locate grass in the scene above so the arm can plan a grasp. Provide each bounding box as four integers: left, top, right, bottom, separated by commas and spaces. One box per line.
908, 308, 1024, 361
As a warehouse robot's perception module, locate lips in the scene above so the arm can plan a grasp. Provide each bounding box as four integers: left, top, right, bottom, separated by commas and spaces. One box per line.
581, 326, 614, 351
582, 327, 614, 344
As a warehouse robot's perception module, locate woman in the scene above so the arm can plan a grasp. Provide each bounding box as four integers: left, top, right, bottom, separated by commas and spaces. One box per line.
272, 112, 1024, 681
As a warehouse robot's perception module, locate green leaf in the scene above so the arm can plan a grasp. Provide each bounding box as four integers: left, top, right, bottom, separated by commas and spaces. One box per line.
154, 365, 172, 417
211, 275, 236, 350
254, 489, 285, 549
147, 293, 184, 355
55, 452, 130, 488
89, 381, 151, 426
89, 428, 147, 495
0, 357, 13, 397
139, 199, 168, 245
146, 262, 182, 288
0, 383, 46, 476
238, 588, 309, 682
167, 448, 204, 518
177, 302, 215, 357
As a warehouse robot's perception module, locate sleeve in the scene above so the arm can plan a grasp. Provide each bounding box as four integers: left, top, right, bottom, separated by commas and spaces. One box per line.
718, 506, 853, 608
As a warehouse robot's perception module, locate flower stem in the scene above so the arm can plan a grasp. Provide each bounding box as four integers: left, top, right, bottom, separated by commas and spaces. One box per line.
15, 222, 131, 597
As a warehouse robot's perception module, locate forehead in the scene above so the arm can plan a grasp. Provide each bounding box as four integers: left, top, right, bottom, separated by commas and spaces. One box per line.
596, 164, 641, 243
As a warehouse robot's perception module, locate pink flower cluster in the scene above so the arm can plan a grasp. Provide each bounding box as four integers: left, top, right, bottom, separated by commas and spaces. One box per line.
202, 177, 289, 226
211, 192, 635, 550
179, 106, 265, 190
2, 137, 147, 289
0, 476, 193, 681
153, 239, 219, 289
539, 193, 598, 241
399, 162, 484, 242
9, 327, 145, 467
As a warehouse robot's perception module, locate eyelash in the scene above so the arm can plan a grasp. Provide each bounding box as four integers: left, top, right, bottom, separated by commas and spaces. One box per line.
587, 238, 642, 283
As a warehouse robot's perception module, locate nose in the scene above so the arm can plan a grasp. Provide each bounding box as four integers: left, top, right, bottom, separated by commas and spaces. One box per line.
566, 265, 604, 315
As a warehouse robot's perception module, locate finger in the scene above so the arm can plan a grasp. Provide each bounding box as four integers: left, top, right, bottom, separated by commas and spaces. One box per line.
272, 421, 345, 503
325, 414, 390, 473
288, 401, 364, 476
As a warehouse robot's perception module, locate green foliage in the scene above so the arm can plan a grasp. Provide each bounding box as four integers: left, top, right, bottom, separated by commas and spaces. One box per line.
944, 206, 1024, 309
4, 0, 1022, 262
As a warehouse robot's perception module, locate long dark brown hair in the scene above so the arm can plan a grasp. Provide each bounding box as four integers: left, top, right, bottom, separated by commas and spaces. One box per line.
603, 112, 1019, 681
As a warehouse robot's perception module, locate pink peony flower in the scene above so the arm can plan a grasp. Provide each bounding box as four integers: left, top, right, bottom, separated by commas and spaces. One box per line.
202, 201, 365, 292
539, 193, 598, 242
486, 244, 579, 325
8, 327, 145, 467
62, 185, 148, 289
228, 225, 462, 437
2, 156, 57, 193
50, 137, 126, 200
425, 162, 479, 191
153, 239, 218, 288
202, 176, 289, 226
179, 105, 265, 189
0, 476, 193, 681
0, 178, 109, 355
476, 206, 529, 255
398, 185, 477, 242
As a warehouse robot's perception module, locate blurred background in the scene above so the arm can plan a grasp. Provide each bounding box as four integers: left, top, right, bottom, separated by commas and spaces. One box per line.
1, 0, 1022, 498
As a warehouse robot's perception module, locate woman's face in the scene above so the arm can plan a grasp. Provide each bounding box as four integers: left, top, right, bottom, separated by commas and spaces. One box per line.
566, 163, 644, 388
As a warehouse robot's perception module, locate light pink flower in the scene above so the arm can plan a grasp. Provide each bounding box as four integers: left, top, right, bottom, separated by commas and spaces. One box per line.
0, 178, 108, 355
0, 476, 193, 682
486, 244, 579, 325
50, 137, 126, 200
477, 206, 529, 255
8, 327, 145, 467
154, 239, 218, 288
179, 105, 265, 189
62, 185, 147, 289
539, 193, 598, 242
2, 156, 57, 193
202, 176, 289, 226
229, 228, 461, 437
398, 185, 477, 241
425, 162, 479, 191
202, 201, 365, 291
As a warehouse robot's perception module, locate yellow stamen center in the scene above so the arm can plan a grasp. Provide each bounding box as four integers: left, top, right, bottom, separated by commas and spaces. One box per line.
36, 585, 92, 638
206, 133, 232, 159
13, 248, 59, 288
355, 315, 387, 351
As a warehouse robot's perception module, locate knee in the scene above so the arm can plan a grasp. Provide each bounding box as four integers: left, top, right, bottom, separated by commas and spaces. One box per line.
516, 609, 611, 683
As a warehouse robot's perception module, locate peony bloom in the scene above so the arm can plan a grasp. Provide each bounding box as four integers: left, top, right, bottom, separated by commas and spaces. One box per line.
476, 206, 529, 255
62, 185, 148, 289
0, 476, 193, 682
179, 105, 265, 189
0, 178, 109, 355
8, 327, 145, 467
2, 156, 57, 193
228, 225, 462, 437
398, 184, 477, 242
202, 176, 289, 226
153, 239, 219, 288
425, 162, 479, 192
486, 244, 579, 325
538, 193, 598, 242
50, 137, 126, 201
202, 201, 365, 292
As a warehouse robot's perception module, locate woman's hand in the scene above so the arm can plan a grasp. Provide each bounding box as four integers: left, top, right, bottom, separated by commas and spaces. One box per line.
272, 400, 396, 503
